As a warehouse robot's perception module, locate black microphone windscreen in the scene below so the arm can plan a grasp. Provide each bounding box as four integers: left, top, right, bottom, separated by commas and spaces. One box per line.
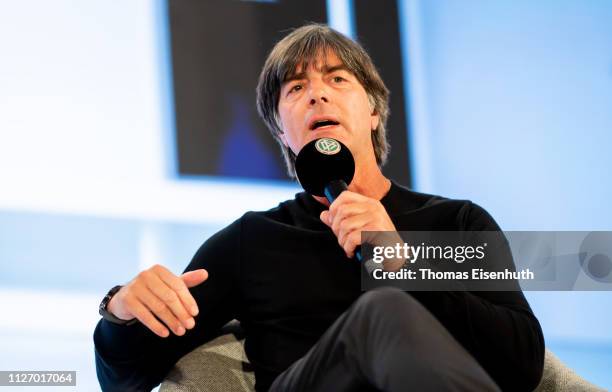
295, 138, 355, 197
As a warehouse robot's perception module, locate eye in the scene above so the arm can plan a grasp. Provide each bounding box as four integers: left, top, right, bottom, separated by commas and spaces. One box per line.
332, 75, 346, 83
287, 84, 302, 95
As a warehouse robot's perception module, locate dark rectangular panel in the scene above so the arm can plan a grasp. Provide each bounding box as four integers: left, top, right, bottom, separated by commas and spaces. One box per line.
169, 0, 327, 180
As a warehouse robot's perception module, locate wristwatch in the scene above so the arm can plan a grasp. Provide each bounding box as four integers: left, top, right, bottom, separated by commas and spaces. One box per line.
99, 285, 138, 326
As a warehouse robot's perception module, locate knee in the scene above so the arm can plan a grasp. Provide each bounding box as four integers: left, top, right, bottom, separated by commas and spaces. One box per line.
341, 288, 435, 353
358, 287, 414, 309
352, 287, 422, 322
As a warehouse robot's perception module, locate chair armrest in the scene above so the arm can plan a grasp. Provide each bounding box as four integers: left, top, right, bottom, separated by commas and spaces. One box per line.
160, 321, 254, 392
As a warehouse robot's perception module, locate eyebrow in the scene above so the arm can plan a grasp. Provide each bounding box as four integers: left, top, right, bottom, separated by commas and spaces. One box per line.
283, 64, 351, 84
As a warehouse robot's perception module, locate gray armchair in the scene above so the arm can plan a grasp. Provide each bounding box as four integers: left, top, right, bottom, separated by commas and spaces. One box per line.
160, 321, 604, 392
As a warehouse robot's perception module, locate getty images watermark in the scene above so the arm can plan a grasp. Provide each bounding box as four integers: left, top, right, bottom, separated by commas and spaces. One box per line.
360, 231, 612, 291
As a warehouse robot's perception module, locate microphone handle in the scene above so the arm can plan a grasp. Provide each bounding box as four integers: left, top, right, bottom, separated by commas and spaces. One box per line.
323, 180, 363, 262
323, 179, 348, 202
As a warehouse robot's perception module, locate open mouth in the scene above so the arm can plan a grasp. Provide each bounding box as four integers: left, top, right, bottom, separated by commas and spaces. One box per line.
310, 119, 340, 130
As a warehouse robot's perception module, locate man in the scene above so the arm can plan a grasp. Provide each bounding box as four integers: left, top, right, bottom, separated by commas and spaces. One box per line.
94, 24, 544, 391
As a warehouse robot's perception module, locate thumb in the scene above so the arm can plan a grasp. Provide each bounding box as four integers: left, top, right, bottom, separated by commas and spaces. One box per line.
181, 269, 208, 288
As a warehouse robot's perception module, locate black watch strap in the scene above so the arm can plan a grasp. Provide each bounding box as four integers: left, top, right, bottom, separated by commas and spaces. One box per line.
99, 285, 138, 326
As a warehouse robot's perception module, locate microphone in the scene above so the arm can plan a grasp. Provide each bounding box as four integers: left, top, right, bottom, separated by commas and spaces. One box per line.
295, 137, 363, 261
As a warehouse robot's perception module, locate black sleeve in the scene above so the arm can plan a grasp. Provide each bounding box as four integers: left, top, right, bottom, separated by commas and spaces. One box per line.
410, 202, 545, 392
93, 218, 243, 392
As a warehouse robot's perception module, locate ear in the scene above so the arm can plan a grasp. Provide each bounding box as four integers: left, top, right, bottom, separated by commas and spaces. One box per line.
367, 96, 379, 131
370, 111, 380, 132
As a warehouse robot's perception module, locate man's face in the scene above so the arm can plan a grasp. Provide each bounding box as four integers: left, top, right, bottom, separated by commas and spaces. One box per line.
277, 50, 379, 162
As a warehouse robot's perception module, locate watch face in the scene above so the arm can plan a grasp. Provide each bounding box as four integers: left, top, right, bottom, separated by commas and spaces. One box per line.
98, 286, 136, 325
99, 286, 121, 314
99, 294, 110, 314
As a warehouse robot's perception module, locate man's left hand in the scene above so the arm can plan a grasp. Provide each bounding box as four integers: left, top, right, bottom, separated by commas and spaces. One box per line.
320, 191, 396, 258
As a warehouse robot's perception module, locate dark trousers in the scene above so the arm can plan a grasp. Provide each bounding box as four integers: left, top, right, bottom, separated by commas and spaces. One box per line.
269, 287, 501, 392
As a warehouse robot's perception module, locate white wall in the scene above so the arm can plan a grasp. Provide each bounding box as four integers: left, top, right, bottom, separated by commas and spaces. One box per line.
400, 0, 612, 343
0, 0, 299, 224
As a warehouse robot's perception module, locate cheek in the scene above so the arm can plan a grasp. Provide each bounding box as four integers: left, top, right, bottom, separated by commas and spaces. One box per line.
277, 111, 299, 149
344, 94, 372, 128
279, 105, 298, 130
355, 105, 374, 132
277, 106, 288, 129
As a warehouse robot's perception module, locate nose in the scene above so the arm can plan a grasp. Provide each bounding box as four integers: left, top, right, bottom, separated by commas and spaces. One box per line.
308, 80, 329, 106
309, 94, 328, 105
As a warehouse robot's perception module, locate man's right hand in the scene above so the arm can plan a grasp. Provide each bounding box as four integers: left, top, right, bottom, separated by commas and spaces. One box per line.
106, 265, 208, 338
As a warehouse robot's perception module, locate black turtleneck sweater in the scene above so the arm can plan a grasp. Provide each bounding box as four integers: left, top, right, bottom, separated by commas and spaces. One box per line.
94, 181, 544, 392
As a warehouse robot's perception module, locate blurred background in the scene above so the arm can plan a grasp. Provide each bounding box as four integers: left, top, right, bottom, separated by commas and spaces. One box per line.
0, 0, 611, 390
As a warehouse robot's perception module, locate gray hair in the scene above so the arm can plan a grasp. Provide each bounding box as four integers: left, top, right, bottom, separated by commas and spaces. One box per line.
256, 23, 390, 178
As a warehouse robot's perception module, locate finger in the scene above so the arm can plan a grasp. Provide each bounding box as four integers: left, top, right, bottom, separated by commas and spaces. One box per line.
157, 267, 200, 318
337, 214, 369, 247
146, 272, 193, 332
331, 204, 368, 236
127, 296, 169, 338
181, 269, 208, 288
329, 191, 368, 215
320, 210, 331, 227
328, 193, 348, 217
153, 302, 185, 336
344, 231, 361, 259
342, 231, 362, 258
136, 284, 194, 332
